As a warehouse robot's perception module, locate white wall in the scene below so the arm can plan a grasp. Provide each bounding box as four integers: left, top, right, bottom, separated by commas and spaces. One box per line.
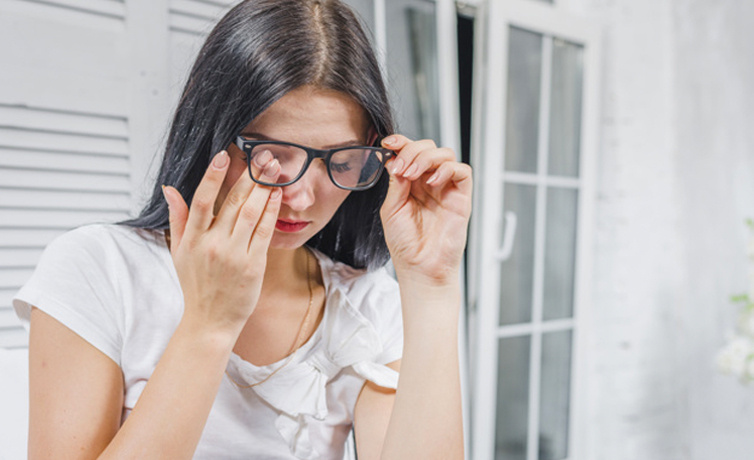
570, 0, 754, 458
674, 1, 754, 458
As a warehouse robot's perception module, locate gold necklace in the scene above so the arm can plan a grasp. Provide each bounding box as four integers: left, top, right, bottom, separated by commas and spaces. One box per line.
225, 249, 315, 389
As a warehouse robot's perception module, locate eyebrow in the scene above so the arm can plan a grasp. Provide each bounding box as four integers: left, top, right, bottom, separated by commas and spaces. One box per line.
240, 131, 365, 149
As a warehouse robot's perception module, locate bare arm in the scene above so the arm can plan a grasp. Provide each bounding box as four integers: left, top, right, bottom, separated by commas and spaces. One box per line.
381, 281, 462, 459
28, 308, 123, 459
353, 284, 463, 460
353, 360, 400, 459
99, 315, 238, 459
29, 308, 237, 460
370, 134, 470, 459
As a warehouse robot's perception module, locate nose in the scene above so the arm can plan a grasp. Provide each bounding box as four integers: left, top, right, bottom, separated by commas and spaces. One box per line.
280, 167, 318, 211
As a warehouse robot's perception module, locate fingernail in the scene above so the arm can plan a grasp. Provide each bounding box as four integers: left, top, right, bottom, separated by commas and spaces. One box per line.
212, 151, 229, 169
404, 164, 418, 178
426, 172, 439, 184
262, 158, 280, 177
391, 158, 405, 175
254, 150, 272, 168
384, 136, 397, 146
161, 185, 171, 206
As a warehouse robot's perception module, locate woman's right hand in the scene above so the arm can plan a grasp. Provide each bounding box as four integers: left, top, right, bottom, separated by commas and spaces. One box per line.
161, 150, 282, 335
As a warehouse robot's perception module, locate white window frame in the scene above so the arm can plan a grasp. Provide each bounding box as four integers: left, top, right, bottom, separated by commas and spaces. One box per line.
469, 1, 601, 459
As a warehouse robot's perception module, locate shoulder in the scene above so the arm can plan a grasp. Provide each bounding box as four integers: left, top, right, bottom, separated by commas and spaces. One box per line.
30, 224, 169, 295
50, 223, 162, 248
39, 224, 116, 268
12, 224, 162, 363
45, 224, 165, 263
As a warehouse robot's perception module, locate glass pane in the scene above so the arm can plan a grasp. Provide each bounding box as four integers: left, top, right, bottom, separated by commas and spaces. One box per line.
505, 27, 543, 173
341, 0, 375, 37
539, 331, 573, 460
499, 184, 537, 325
548, 39, 584, 177
543, 188, 578, 320
495, 336, 531, 460
386, 0, 440, 141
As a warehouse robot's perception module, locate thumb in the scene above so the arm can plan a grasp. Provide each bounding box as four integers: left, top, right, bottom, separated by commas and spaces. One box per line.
162, 185, 188, 250
380, 164, 411, 220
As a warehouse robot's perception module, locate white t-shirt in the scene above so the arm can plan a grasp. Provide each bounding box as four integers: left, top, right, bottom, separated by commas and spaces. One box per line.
13, 224, 403, 459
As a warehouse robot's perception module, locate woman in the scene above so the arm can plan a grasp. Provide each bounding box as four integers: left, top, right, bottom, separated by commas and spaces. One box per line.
13, 0, 471, 458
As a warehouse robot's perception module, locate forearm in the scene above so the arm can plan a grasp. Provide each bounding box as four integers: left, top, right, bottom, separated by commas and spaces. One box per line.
380, 274, 464, 460
99, 314, 238, 460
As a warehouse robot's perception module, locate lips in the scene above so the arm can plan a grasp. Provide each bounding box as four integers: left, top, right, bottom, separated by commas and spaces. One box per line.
275, 218, 310, 232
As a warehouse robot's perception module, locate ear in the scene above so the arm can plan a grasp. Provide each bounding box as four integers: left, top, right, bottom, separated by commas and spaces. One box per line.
366, 127, 379, 146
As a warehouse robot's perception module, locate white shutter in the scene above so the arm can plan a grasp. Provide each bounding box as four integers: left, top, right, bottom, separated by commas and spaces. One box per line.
0, 0, 238, 348
168, 0, 236, 108
0, 0, 133, 348
170, 0, 234, 36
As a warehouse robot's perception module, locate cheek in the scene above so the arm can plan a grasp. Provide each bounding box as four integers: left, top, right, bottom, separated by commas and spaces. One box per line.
319, 188, 351, 218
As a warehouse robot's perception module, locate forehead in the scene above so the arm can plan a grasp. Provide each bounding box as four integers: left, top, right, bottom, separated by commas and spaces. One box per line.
243, 86, 370, 148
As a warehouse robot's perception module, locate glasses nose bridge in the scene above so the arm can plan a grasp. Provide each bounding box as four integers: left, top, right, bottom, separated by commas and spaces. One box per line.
296, 147, 332, 181
306, 146, 331, 162
302, 147, 336, 176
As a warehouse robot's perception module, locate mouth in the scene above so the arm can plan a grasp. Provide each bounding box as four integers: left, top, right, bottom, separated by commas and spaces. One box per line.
275, 218, 311, 233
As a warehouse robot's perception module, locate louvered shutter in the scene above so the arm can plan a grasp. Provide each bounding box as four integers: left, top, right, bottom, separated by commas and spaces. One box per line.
0, 0, 236, 348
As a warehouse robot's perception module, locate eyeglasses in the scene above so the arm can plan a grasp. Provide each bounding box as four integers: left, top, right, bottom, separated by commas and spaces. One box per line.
235, 136, 395, 191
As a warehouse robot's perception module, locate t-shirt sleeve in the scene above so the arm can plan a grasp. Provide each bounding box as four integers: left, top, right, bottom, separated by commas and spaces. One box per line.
13, 226, 123, 365
361, 268, 403, 365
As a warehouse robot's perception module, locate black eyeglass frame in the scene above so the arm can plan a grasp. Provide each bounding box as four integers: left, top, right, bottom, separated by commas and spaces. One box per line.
234, 136, 395, 191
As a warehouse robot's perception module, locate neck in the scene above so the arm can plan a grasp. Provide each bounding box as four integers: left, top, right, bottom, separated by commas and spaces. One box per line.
261, 246, 311, 295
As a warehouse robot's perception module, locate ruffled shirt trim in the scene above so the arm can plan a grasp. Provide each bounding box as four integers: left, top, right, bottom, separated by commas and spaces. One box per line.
224, 249, 400, 459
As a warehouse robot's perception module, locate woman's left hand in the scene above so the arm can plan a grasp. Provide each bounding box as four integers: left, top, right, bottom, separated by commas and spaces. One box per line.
380, 135, 473, 286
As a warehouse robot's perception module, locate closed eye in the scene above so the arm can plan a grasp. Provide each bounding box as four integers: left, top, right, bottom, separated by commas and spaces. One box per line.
331, 162, 352, 173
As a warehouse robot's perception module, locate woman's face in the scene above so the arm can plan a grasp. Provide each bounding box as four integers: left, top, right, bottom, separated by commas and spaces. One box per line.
220, 85, 372, 250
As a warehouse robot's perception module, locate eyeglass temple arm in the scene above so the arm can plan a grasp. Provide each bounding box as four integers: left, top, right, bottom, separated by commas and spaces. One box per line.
235, 136, 247, 152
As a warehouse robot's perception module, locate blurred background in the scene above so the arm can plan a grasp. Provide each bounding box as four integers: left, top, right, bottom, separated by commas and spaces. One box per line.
1, 0, 753, 459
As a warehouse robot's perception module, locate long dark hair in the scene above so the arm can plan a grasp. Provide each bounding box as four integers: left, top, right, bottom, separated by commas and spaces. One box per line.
122, 0, 395, 269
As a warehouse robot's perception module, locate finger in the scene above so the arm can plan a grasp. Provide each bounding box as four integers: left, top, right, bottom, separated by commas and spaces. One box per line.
232, 160, 282, 245
247, 187, 283, 255
162, 185, 189, 250
212, 153, 277, 234
380, 163, 412, 221
391, 139, 438, 177
381, 134, 412, 151
400, 147, 456, 181
426, 161, 473, 190
381, 135, 414, 175
426, 163, 474, 218
185, 150, 231, 234
248, 149, 274, 180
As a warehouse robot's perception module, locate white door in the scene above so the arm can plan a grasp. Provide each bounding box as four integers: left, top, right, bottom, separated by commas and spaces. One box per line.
469, 1, 600, 459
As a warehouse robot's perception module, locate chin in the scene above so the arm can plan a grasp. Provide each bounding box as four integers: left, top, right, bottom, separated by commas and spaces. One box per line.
269, 232, 313, 251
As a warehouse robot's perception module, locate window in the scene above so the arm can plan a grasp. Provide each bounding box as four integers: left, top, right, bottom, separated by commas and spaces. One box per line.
469, 1, 600, 459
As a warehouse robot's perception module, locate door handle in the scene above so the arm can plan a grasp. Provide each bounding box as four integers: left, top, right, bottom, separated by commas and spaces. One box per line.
495, 211, 517, 261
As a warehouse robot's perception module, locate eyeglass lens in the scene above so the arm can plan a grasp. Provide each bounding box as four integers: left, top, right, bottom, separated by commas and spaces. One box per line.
248, 143, 387, 189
